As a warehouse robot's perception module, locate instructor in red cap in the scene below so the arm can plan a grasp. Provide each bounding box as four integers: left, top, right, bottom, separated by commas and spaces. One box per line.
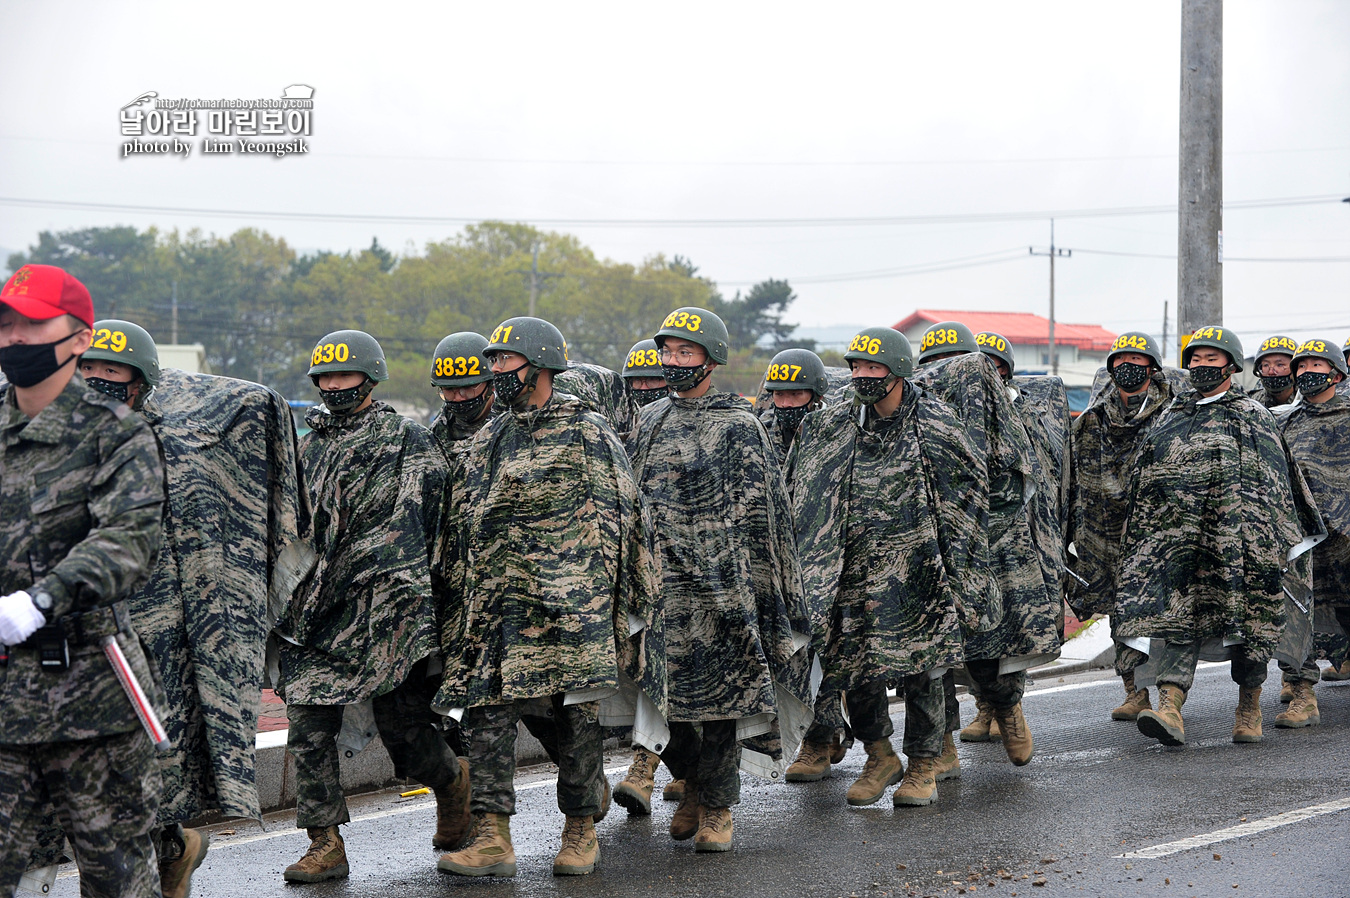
0, 265, 170, 897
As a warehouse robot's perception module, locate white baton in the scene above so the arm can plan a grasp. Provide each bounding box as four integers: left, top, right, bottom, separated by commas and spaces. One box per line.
101, 635, 171, 750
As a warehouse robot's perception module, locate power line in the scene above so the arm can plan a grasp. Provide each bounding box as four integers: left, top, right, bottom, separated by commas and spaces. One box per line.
1070, 248, 1350, 262
0, 194, 1343, 230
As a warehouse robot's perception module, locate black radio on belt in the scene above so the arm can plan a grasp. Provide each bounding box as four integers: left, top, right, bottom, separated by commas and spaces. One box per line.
33, 626, 70, 671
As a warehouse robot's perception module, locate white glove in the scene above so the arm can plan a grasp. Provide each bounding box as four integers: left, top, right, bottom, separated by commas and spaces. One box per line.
0, 591, 47, 645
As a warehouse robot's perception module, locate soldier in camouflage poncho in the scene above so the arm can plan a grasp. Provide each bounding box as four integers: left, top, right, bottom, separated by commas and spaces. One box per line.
789, 327, 994, 807
0, 266, 167, 898
556, 360, 631, 436
630, 307, 812, 853
436, 317, 664, 879
1249, 335, 1300, 409
1271, 338, 1350, 728
1120, 327, 1323, 748
28, 322, 312, 898
1068, 333, 1175, 722
912, 322, 1058, 766
276, 330, 468, 883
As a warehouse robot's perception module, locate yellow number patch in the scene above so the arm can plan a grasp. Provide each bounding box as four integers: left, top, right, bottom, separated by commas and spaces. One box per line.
765, 363, 804, 383
847, 334, 883, 355
1296, 339, 1328, 354
920, 328, 959, 351
976, 333, 1008, 353
1260, 336, 1297, 354
1112, 334, 1153, 353
489, 324, 514, 345
311, 342, 351, 366
1192, 326, 1224, 341
627, 348, 661, 369
434, 356, 482, 378
660, 311, 703, 333
92, 328, 128, 353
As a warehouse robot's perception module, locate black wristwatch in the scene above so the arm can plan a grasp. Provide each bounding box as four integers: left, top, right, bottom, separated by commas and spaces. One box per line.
30, 590, 53, 613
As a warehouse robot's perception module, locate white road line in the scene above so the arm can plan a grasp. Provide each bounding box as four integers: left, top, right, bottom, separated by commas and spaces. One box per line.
1115, 796, 1350, 859
206, 764, 632, 850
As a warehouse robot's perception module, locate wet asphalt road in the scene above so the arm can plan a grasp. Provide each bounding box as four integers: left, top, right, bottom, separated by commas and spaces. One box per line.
52, 663, 1350, 897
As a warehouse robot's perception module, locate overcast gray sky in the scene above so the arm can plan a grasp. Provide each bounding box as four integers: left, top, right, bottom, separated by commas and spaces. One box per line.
2, 0, 1347, 358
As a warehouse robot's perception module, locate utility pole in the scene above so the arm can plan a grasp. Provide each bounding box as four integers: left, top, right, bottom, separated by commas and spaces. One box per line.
1161, 300, 1169, 364
519, 243, 561, 317
170, 280, 179, 344
1029, 219, 1071, 376
1178, 0, 1223, 344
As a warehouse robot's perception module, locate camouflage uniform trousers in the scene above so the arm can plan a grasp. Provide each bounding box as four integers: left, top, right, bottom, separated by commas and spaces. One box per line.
0, 729, 161, 898
288, 659, 461, 828
661, 719, 742, 809
1281, 605, 1350, 685
466, 696, 604, 817
965, 659, 1026, 711
849, 677, 946, 759
803, 690, 854, 746
1112, 618, 1149, 678
1151, 641, 1267, 693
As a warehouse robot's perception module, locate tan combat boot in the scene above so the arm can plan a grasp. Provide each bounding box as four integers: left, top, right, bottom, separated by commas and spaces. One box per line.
552, 815, 598, 875
785, 739, 833, 782
669, 778, 701, 840
959, 698, 1001, 742
1322, 660, 1350, 681
932, 731, 960, 781
845, 739, 904, 806
614, 747, 658, 815
1275, 680, 1320, 728
694, 806, 733, 852
594, 777, 611, 823
432, 757, 472, 849
993, 702, 1034, 766
828, 733, 849, 764
892, 756, 939, 807
663, 779, 685, 801
1233, 685, 1264, 743
438, 813, 517, 877
1279, 680, 1294, 703
159, 827, 209, 898
283, 826, 349, 883
1137, 683, 1186, 745
1110, 672, 1152, 721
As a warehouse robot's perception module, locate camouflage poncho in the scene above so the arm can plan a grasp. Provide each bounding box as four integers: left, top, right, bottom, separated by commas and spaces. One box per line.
1279, 392, 1350, 610
630, 390, 812, 745
434, 393, 666, 726
788, 387, 994, 692
277, 401, 445, 705
1249, 386, 1296, 410
1068, 373, 1175, 617
136, 369, 310, 822
555, 362, 629, 435
1011, 376, 1072, 619
911, 353, 1060, 667
1114, 387, 1323, 662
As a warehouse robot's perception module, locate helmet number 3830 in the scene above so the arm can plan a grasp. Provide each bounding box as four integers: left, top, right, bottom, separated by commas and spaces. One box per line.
311, 342, 350, 365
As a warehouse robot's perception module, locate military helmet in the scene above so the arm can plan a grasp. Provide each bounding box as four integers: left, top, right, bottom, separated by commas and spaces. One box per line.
653, 307, 729, 365
484, 316, 569, 371
1182, 324, 1244, 372
431, 331, 493, 387
622, 339, 663, 379
83, 319, 160, 386
1106, 331, 1163, 370
1342, 335, 1349, 362
308, 330, 388, 383
843, 326, 914, 377
974, 331, 1015, 375
1291, 337, 1349, 378
1254, 335, 1298, 367
764, 348, 829, 396
916, 321, 978, 363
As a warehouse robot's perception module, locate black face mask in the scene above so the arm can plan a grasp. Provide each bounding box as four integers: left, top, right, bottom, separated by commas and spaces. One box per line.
1109, 361, 1150, 392
492, 364, 537, 409
318, 379, 374, 414
1260, 374, 1293, 395
661, 362, 711, 392
84, 377, 132, 403
446, 386, 492, 422
630, 385, 668, 407
851, 374, 896, 405
775, 404, 809, 438
1187, 364, 1230, 392
0, 331, 80, 388
1296, 371, 1334, 399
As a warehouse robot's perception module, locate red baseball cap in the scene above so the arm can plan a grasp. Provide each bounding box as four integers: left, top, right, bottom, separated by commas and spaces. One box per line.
1, 264, 95, 328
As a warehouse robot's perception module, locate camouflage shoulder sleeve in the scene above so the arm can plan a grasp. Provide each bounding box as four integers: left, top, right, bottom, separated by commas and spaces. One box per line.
39, 402, 165, 618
